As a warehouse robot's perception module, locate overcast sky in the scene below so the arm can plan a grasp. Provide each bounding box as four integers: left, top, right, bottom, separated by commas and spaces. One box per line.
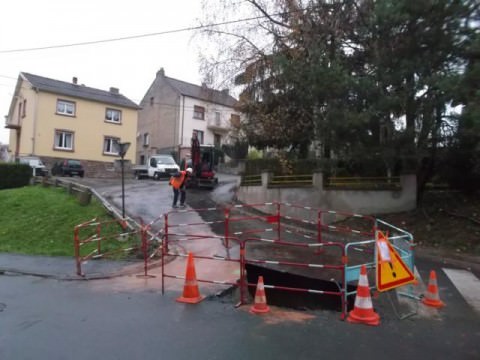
0, 0, 209, 144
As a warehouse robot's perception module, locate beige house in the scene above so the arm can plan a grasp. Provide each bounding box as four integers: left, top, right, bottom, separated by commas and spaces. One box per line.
4, 72, 139, 177
137, 68, 241, 165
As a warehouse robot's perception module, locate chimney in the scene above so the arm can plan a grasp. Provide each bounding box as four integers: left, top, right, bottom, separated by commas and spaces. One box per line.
109, 87, 119, 94
221, 88, 229, 95
156, 68, 165, 78
72, 77, 78, 85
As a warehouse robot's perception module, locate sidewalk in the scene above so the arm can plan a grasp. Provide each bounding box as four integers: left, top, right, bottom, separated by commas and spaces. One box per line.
0, 252, 144, 280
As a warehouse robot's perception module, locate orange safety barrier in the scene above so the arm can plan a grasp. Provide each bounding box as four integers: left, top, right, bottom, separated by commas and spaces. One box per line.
176, 252, 204, 304
250, 276, 270, 314
74, 217, 142, 276
156, 202, 413, 322
422, 270, 445, 308
243, 237, 346, 315
74, 201, 415, 324
161, 209, 243, 302
319, 210, 376, 238
347, 265, 380, 326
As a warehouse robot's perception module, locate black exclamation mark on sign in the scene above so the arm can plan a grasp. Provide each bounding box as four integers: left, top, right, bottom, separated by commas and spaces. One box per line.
389, 262, 397, 278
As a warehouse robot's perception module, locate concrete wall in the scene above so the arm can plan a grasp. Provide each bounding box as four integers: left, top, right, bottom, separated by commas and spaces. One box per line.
237, 171, 417, 216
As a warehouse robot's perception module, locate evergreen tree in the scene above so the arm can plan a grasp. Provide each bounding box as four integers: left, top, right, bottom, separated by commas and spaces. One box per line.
448, 32, 480, 192
199, 0, 478, 194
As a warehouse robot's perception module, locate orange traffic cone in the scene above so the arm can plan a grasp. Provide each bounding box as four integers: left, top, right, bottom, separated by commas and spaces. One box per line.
347, 265, 380, 326
176, 253, 204, 304
250, 276, 270, 314
422, 270, 445, 308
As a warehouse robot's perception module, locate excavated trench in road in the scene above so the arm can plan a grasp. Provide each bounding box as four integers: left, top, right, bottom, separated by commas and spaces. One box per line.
187, 188, 364, 312
245, 263, 356, 312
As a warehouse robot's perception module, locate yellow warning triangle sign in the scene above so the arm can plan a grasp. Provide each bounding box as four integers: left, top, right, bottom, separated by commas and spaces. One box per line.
376, 232, 416, 292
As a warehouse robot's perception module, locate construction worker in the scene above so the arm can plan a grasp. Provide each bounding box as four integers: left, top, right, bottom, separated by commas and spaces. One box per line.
169, 167, 193, 208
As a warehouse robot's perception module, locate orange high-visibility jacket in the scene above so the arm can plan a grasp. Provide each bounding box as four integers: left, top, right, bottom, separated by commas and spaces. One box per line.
169, 170, 187, 189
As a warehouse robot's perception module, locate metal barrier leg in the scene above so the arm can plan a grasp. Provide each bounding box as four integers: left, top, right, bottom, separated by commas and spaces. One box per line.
388, 286, 418, 320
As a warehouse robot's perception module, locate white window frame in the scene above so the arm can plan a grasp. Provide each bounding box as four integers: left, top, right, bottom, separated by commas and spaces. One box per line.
54, 130, 74, 150
103, 137, 119, 155
105, 108, 122, 123
56, 100, 75, 116
143, 133, 150, 146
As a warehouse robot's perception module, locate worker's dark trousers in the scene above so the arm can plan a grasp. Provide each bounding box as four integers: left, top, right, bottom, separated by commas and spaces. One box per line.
172, 188, 186, 206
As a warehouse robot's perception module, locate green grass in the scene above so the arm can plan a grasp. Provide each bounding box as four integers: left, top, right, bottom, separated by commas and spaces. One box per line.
0, 185, 135, 257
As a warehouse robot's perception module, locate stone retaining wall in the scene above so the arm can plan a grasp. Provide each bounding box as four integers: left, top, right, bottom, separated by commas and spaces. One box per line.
41, 157, 133, 179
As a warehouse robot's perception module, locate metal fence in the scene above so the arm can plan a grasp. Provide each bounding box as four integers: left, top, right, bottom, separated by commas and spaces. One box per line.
240, 173, 402, 190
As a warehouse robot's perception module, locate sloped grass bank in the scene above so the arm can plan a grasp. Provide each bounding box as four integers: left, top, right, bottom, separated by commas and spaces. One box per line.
0, 185, 112, 256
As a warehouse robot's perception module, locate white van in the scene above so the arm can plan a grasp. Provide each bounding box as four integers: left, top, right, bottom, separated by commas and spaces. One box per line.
131, 155, 180, 180
19, 156, 48, 176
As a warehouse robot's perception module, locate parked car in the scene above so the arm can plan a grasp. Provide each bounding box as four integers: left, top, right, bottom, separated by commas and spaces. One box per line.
51, 159, 85, 177
19, 156, 49, 177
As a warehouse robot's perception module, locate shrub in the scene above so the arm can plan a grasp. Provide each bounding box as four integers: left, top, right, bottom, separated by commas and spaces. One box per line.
0, 163, 31, 189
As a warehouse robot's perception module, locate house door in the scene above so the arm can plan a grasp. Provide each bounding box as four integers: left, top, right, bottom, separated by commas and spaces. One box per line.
214, 134, 221, 147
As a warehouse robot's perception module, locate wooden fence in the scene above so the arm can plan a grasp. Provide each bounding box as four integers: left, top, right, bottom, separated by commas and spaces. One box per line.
34, 176, 93, 205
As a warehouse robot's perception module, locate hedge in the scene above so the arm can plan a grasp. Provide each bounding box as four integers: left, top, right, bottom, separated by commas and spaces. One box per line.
0, 163, 31, 189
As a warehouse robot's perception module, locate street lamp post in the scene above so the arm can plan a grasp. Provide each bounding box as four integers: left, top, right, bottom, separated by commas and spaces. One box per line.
116, 142, 131, 219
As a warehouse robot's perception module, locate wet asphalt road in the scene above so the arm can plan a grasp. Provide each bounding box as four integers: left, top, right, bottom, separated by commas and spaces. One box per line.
2, 271, 479, 360
1, 174, 479, 359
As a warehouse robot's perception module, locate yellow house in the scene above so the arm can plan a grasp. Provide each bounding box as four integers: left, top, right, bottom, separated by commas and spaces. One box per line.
4, 72, 139, 177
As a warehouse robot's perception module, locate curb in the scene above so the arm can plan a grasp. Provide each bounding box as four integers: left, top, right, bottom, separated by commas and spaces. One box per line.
0, 256, 173, 281
0, 262, 146, 281
2, 248, 478, 281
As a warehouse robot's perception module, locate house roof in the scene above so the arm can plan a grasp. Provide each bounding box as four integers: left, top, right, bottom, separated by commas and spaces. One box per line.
165, 76, 238, 108
21, 72, 140, 109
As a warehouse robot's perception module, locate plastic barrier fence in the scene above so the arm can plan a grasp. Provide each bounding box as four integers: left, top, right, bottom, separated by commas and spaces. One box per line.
243, 237, 347, 312
161, 202, 410, 319
75, 202, 414, 319
161, 231, 243, 301
74, 218, 142, 276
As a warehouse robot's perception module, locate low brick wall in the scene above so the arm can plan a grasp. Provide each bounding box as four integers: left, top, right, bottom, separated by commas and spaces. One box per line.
41, 157, 133, 179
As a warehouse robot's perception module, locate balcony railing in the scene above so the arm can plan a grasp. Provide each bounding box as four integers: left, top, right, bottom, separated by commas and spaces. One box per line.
206, 117, 229, 132
5, 119, 20, 129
